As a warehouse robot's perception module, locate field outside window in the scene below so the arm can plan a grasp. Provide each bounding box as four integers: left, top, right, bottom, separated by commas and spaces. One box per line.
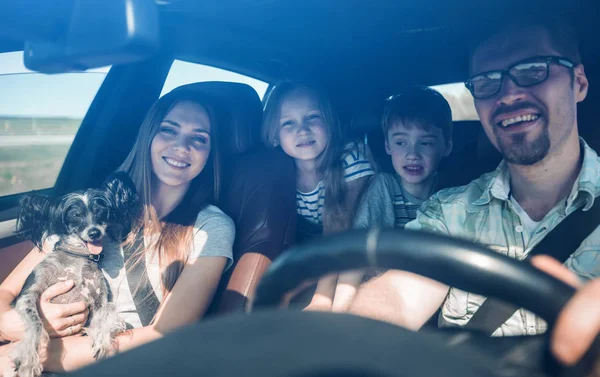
0, 51, 109, 197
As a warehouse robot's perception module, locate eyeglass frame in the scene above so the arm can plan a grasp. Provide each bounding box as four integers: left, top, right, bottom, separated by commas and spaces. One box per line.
464, 55, 576, 100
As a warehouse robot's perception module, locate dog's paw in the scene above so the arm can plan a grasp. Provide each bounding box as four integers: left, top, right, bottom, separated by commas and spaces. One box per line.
11, 356, 42, 377
91, 340, 111, 361
10, 363, 41, 377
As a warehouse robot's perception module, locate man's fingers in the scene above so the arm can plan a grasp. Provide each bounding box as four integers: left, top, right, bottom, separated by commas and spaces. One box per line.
530, 255, 582, 288
58, 301, 88, 317
40, 280, 74, 302
551, 279, 600, 365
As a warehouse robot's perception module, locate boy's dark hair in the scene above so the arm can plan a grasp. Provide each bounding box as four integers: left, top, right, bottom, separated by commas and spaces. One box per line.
382, 86, 453, 144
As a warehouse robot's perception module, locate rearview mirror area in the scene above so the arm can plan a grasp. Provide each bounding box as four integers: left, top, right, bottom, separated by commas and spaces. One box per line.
13, 0, 160, 73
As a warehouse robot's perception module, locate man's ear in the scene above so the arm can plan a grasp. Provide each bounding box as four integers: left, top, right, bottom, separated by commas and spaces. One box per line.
574, 64, 589, 103
443, 139, 453, 157
385, 139, 391, 155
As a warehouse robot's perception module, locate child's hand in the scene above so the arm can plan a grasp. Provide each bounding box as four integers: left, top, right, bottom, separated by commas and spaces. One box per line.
304, 300, 333, 312
303, 274, 337, 312
331, 270, 365, 313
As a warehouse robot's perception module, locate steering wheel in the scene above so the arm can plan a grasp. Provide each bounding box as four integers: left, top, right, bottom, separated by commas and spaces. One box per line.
72, 229, 598, 377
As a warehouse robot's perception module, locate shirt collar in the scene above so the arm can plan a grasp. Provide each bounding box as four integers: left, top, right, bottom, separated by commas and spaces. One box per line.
565, 139, 600, 211
472, 138, 600, 210
472, 161, 509, 206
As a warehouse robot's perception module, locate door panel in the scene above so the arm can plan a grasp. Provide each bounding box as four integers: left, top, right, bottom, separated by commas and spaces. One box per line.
0, 238, 32, 284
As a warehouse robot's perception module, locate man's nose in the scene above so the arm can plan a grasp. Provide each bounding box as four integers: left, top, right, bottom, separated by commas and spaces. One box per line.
497, 75, 527, 106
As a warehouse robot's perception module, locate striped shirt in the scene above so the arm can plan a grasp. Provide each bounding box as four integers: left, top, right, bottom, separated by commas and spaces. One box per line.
353, 173, 425, 230
297, 142, 374, 225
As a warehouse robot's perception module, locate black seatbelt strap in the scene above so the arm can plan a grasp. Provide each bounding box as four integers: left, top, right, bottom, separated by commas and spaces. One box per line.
123, 229, 161, 327
463, 196, 600, 335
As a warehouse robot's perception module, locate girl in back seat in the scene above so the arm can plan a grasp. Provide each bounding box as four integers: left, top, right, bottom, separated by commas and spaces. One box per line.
262, 81, 374, 311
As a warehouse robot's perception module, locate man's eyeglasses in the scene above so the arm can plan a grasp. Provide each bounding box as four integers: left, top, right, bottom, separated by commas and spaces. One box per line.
465, 56, 575, 99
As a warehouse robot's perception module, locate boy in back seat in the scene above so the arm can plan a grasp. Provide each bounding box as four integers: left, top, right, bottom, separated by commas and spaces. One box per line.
328, 87, 453, 312
353, 86, 453, 229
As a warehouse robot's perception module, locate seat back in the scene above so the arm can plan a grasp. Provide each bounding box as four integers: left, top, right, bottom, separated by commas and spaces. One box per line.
217, 147, 296, 313
174, 82, 297, 315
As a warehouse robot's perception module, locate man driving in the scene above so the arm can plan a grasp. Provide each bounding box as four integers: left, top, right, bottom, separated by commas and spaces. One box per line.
349, 13, 599, 338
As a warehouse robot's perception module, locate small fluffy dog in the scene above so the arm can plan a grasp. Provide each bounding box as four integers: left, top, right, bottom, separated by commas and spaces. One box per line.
9, 172, 140, 377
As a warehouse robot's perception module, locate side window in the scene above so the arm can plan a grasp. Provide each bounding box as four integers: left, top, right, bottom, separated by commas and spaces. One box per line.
161, 60, 269, 99
0, 51, 109, 197
430, 83, 478, 121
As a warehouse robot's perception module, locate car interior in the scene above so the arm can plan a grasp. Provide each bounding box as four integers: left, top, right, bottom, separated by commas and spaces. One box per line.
1, 0, 600, 376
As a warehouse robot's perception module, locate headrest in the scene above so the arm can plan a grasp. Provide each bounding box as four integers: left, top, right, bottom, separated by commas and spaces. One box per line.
170, 82, 262, 155
349, 104, 384, 135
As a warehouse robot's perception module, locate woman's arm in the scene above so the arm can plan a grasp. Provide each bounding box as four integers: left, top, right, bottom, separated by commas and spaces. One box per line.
41, 255, 227, 372
0, 247, 43, 342
0, 248, 89, 343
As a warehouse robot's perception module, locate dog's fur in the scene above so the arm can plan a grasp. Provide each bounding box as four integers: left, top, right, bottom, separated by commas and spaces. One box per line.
9, 172, 140, 377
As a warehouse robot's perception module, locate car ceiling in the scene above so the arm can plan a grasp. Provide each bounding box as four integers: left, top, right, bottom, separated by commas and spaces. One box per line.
1, 0, 599, 105
159, 0, 600, 100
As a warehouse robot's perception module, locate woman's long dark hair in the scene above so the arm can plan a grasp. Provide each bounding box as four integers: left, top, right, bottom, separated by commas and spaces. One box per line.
118, 88, 221, 295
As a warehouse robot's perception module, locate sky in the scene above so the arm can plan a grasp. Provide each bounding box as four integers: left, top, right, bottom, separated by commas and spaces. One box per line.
0, 51, 268, 118
0, 51, 475, 120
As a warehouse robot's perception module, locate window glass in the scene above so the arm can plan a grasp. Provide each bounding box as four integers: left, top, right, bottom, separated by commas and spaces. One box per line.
0, 51, 110, 197
430, 82, 479, 121
161, 60, 269, 99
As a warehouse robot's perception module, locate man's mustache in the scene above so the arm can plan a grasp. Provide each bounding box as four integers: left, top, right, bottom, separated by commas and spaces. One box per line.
492, 102, 543, 122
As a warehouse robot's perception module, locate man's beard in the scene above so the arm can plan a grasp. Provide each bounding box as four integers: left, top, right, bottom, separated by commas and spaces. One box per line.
495, 124, 550, 165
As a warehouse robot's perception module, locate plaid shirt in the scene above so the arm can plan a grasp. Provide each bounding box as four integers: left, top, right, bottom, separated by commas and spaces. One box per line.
406, 139, 600, 336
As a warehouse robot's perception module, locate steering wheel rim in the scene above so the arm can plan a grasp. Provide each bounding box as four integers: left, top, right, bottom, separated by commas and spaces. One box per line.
252, 228, 575, 328
75, 229, 594, 377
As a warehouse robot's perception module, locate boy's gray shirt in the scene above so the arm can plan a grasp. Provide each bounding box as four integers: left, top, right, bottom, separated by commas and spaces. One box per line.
353, 173, 425, 230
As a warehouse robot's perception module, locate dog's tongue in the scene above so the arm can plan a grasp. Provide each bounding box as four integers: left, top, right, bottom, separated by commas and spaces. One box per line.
86, 241, 103, 255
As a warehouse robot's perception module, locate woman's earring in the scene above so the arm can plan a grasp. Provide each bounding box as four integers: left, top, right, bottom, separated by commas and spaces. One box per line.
273, 140, 279, 147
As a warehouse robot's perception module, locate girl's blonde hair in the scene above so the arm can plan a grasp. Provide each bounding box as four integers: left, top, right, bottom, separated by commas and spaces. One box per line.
119, 88, 221, 296
262, 82, 350, 231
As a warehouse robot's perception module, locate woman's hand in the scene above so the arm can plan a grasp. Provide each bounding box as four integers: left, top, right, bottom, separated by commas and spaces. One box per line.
0, 342, 15, 377
532, 256, 600, 376
39, 281, 89, 338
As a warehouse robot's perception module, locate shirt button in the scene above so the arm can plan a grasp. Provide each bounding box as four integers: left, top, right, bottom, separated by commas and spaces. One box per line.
515, 225, 524, 233
527, 328, 537, 335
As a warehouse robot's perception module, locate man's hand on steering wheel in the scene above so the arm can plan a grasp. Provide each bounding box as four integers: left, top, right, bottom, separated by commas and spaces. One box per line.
532, 256, 600, 376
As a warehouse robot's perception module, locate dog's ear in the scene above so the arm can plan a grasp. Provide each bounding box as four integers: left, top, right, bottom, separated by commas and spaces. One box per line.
102, 172, 141, 240
17, 194, 51, 250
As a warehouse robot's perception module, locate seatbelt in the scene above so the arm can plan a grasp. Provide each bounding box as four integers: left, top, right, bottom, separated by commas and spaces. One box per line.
463, 196, 600, 335
123, 229, 160, 327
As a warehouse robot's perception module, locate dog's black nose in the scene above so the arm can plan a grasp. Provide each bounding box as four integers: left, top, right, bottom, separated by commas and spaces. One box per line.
88, 228, 102, 240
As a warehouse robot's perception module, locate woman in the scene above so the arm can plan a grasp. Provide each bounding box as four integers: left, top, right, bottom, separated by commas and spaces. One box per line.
0, 88, 235, 374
